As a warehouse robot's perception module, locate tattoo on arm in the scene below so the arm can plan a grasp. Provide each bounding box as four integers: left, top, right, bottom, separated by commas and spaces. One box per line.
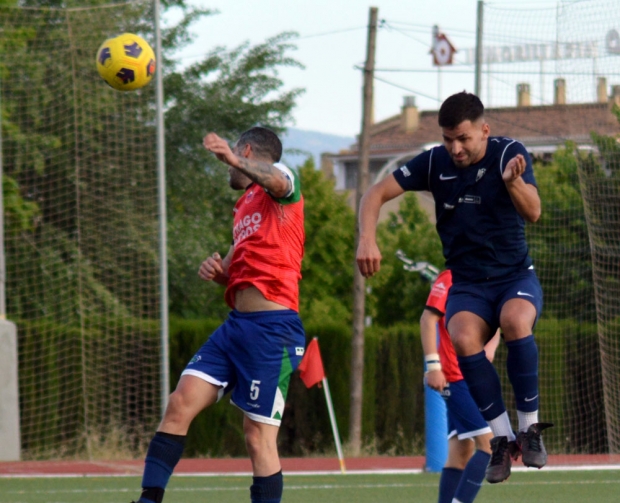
236, 158, 292, 196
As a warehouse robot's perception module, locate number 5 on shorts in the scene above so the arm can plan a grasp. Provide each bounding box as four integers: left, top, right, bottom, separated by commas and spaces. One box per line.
250, 380, 261, 400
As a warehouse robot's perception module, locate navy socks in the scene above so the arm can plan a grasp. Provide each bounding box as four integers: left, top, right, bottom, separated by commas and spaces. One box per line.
250, 470, 283, 503
438, 450, 490, 503
453, 450, 490, 503
457, 351, 506, 421
139, 432, 186, 503
438, 467, 462, 503
506, 335, 539, 412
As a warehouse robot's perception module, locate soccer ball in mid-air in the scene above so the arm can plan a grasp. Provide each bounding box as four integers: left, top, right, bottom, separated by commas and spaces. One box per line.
96, 33, 156, 91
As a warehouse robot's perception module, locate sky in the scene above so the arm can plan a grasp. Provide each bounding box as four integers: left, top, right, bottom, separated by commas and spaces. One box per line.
167, 0, 613, 138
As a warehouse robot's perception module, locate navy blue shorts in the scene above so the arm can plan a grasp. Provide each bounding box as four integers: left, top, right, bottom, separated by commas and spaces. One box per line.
441, 380, 492, 440
445, 268, 543, 333
181, 309, 306, 426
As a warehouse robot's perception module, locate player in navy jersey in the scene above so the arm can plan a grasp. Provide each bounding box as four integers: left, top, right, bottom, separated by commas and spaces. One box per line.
357, 92, 552, 484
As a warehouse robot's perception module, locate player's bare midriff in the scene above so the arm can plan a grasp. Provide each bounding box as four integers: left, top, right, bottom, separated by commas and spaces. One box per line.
234, 285, 288, 312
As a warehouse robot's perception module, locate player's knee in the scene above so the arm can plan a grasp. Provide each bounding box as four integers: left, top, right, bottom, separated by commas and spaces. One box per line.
164, 390, 193, 422
450, 332, 483, 355
244, 424, 263, 457
499, 317, 532, 340
244, 420, 278, 461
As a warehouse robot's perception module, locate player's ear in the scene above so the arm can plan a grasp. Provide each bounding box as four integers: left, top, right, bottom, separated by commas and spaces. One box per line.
480, 121, 490, 140
241, 143, 252, 158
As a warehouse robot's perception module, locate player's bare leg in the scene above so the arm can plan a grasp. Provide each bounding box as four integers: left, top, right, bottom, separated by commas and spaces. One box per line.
133, 376, 220, 503
244, 416, 284, 502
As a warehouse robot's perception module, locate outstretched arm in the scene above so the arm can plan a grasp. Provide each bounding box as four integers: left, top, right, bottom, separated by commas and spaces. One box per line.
356, 174, 405, 277
503, 154, 541, 223
203, 132, 291, 198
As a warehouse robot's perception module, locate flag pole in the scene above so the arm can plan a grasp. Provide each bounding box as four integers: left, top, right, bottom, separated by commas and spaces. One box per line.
321, 376, 346, 474
299, 337, 346, 473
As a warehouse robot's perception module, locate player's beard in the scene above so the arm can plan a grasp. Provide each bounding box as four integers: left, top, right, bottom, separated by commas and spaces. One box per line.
228, 167, 250, 190
451, 145, 485, 168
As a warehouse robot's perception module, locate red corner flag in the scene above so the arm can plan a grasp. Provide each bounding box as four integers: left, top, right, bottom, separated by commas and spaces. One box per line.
298, 338, 326, 388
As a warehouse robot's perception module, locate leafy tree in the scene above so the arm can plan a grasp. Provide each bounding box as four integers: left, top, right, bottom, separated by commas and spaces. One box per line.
297, 158, 355, 323
163, 32, 304, 317
368, 192, 444, 327
528, 148, 595, 322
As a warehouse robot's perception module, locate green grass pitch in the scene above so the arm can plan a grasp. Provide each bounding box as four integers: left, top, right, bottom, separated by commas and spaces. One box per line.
0, 470, 618, 503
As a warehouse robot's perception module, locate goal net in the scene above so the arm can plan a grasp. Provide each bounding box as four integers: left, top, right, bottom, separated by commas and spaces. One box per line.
0, 1, 162, 459
480, 0, 620, 457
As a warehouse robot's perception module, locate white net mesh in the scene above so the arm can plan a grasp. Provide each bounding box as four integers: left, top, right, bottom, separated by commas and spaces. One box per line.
481, 0, 620, 456
1, 1, 161, 458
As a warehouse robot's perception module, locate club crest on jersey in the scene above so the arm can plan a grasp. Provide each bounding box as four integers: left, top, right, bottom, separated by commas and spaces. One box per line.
245, 190, 255, 204
475, 168, 486, 182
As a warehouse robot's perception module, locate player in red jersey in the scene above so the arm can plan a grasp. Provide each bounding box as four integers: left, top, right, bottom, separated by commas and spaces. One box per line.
422, 269, 498, 503
131, 127, 305, 503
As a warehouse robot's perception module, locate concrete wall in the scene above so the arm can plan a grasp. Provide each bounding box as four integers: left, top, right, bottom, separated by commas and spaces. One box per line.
0, 320, 21, 460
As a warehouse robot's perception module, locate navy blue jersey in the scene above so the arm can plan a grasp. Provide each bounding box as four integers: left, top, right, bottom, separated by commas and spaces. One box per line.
393, 137, 537, 282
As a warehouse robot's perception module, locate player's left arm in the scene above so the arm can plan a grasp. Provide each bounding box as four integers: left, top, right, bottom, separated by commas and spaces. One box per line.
502, 147, 541, 223
202, 132, 293, 199
235, 159, 294, 199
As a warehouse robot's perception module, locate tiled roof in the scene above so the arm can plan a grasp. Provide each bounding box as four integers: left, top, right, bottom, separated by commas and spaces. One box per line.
342, 102, 620, 155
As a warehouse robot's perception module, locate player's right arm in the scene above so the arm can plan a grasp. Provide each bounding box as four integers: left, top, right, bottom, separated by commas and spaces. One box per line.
420, 308, 447, 391
198, 245, 234, 285
356, 174, 405, 278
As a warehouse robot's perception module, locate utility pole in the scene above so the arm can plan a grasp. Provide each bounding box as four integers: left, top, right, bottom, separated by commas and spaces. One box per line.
349, 5, 378, 456
474, 0, 484, 97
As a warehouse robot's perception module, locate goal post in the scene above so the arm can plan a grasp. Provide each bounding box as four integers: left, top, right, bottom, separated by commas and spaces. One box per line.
478, 0, 620, 456
0, 1, 165, 459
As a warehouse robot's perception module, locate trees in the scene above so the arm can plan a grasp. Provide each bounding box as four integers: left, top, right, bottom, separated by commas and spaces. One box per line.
297, 158, 355, 322
163, 32, 304, 318
368, 192, 444, 326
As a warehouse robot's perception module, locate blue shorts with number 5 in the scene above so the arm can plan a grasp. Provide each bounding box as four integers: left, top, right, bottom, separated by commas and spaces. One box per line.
181, 309, 306, 426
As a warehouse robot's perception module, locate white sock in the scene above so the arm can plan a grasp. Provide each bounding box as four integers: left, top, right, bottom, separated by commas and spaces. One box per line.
488, 411, 516, 440
517, 410, 539, 432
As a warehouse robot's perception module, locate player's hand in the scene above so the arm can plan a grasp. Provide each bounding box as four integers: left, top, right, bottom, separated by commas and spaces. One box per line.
203, 133, 241, 168
199, 252, 224, 282
425, 370, 447, 391
356, 238, 382, 278
503, 154, 526, 184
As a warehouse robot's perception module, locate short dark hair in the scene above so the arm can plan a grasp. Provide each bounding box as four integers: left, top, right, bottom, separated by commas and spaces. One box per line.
438, 92, 484, 128
237, 126, 282, 162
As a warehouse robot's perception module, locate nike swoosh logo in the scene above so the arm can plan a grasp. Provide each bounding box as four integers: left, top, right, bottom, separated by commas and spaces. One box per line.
439, 174, 457, 180
479, 403, 494, 412
517, 291, 534, 297
524, 395, 538, 402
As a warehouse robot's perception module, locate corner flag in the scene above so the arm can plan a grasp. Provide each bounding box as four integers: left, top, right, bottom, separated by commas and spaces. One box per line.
299, 337, 325, 388
298, 337, 346, 473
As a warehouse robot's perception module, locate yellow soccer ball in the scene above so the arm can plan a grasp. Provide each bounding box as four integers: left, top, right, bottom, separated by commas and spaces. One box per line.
96, 33, 156, 91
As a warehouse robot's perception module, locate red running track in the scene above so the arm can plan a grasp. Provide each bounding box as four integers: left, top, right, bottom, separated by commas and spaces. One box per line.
1, 455, 619, 477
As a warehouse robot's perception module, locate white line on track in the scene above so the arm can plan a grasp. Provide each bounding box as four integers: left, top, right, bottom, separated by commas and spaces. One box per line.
2, 463, 620, 479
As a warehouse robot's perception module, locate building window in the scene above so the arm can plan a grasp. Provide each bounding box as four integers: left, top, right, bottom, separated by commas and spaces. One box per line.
344, 160, 390, 189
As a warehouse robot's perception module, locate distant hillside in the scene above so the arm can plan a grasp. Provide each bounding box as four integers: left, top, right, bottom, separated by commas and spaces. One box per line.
281, 128, 355, 169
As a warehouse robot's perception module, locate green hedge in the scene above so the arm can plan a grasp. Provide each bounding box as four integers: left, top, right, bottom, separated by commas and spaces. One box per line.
16, 314, 608, 457
17, 317, 161, 456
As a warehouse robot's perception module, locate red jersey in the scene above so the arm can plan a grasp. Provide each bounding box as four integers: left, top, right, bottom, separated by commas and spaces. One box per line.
425, 269, 463, 382
225, 166, 305, 312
